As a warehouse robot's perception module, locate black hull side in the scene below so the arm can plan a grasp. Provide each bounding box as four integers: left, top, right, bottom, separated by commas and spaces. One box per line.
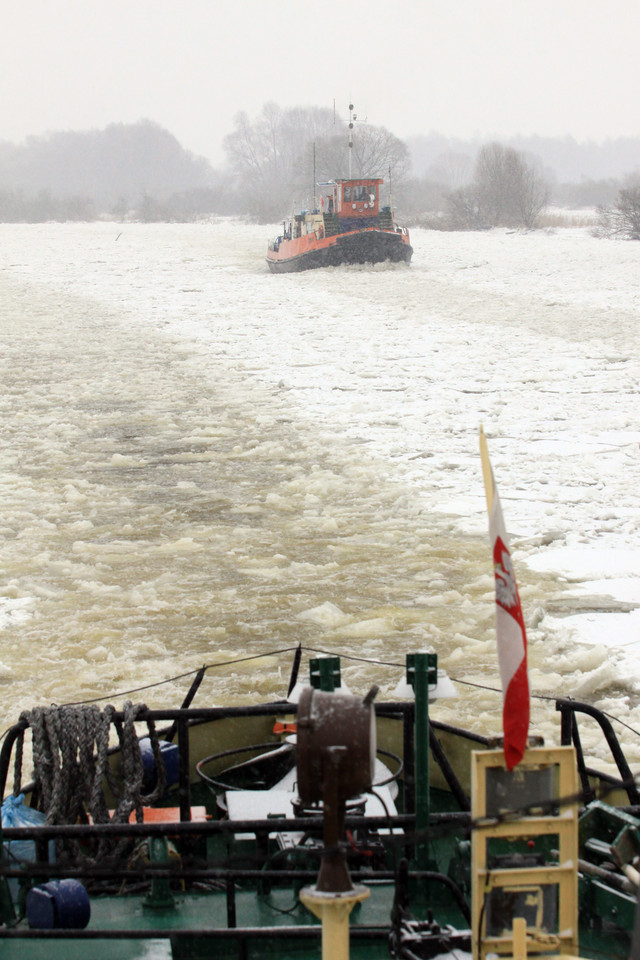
266, 230, 413, 274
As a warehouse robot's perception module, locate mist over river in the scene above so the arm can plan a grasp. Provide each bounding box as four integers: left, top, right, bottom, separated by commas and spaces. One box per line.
1, 220, 639, 770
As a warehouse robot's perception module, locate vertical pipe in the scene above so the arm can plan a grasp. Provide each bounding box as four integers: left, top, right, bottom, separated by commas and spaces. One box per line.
412, 652, 434, 868
403, 701, 415, 815
558, 701, 572, 746
403, 701, 416, 864
226, 878, 236, 928
320, 902, 354, 960
300, 889, 370, 960
177, 716, 191, 822
631, 888, 640, 960
165, 666, 206, 743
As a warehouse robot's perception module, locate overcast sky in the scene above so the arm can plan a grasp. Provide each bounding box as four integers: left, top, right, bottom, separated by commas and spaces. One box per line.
3, 0, 639, 164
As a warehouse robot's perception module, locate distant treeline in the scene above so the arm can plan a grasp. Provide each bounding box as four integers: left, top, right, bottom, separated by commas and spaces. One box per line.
0, 120, 243, 222
1, 114, 639, 224
0, 184, 242, 223
407, 132, 640, 185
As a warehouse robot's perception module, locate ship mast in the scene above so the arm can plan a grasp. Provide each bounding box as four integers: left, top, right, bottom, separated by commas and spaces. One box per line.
348, 103, 356, 178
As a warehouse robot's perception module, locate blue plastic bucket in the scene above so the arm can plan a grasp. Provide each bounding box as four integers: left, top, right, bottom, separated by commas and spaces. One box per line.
26, 879, 91, 929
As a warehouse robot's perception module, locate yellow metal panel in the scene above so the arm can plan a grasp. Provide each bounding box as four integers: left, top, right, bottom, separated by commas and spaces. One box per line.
471, 746, 579, 959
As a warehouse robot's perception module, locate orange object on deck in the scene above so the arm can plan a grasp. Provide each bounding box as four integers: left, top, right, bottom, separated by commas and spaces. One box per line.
127, 806, 209, 824
273, 721, 297, 735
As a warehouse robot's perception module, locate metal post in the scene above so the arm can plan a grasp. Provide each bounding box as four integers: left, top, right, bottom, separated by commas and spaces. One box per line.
631, 889, 640, 960
300, 887, 370, 960
313, 142, 317, 211
409, 652, 437, 868
0, 819, 15, 924
177, 716, 191, 822
143, 837, 175, 909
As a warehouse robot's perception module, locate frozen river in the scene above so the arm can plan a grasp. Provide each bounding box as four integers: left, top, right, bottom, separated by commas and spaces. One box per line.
1, 220, 639, 766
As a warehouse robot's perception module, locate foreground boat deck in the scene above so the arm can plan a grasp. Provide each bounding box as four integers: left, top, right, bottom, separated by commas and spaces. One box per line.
0, 885, 401, 959
2, 665, 639, 959
1, 882, 632, 960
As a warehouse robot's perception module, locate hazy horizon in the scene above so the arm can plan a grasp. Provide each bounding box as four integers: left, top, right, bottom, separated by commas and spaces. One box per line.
3, 118, 638, 190
3, 0, 639, 167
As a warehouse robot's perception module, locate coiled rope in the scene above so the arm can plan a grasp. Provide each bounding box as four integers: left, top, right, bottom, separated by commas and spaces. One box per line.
16, 701, 167, 864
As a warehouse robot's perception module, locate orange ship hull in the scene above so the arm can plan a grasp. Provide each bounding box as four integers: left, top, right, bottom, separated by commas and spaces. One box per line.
266, 225, 412, 274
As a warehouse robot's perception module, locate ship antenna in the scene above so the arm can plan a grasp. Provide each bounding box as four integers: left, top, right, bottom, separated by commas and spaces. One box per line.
313, 141, 317, 211
348, 103, 355, 178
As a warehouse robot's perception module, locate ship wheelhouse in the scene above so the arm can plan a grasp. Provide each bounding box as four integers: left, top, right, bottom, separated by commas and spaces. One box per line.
337, 178, 382, 219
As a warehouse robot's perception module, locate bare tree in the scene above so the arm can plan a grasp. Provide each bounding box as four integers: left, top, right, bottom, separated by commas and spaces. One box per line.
223, 103, 336, 220
444, 186, 485, 230
474, 142, 509, 225
348, 124, 410, 181
596, 186, 640, 239
515, 157, 551, 229
474, 142, 549, 228
223, 103, 410, 222
427, 150, 474, 191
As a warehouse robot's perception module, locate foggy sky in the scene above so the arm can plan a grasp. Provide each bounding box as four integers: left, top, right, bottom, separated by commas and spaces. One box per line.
3, 0, 639, 165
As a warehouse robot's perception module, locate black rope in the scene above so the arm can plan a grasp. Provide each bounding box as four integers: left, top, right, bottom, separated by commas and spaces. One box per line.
58, 647, 301, 706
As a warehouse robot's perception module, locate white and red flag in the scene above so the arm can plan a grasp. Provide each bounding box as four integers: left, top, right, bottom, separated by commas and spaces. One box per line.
479, 428, 530, 770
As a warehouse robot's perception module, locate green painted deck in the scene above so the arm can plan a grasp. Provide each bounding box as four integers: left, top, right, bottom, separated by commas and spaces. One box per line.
0, 883, 420, 959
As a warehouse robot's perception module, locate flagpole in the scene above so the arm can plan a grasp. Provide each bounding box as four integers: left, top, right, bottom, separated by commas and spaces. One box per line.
479, 425, 494, 515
